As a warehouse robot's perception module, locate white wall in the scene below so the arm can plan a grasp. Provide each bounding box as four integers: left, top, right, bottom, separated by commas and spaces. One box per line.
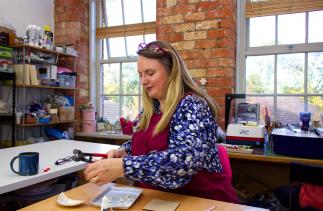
0, 0, 54, 37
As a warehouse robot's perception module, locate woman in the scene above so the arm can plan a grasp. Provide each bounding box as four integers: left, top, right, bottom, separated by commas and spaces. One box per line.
84, 40, 237, 203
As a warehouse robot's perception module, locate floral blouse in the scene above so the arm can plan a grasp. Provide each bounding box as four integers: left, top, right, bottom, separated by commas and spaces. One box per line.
122, 94, 222, 189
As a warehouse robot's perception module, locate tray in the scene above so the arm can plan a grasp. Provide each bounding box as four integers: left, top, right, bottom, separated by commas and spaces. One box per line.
91, 186, 142, 209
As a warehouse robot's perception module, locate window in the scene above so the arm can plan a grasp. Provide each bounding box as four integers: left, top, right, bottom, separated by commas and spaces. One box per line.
96, 0, 156, 122
237, 0, 323, 124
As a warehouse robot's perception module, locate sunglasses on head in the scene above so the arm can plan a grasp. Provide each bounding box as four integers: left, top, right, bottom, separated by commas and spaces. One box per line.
138, 43, 166, 55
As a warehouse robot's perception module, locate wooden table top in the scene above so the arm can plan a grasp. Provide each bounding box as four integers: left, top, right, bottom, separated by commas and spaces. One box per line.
228, 150, 323, 166
19, 182, 268, 211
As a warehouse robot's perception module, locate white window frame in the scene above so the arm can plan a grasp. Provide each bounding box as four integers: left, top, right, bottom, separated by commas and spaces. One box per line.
237, 0, 323, 121
91, 0, 156, 120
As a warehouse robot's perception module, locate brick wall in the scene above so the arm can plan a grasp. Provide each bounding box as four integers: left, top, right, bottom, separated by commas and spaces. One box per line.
157, 0, 236, 128
53, 0, 236, 129
54, 0, 89, 131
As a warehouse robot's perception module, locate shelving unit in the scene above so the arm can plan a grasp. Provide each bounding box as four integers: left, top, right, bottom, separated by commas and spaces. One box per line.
10, 44, 77, 144
0, 72, 16, 146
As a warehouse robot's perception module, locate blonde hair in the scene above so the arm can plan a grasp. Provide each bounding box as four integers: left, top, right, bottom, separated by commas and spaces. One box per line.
137, 40, 218, 135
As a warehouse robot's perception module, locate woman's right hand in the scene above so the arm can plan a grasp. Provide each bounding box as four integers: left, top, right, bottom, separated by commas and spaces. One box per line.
107, 148, 127, 158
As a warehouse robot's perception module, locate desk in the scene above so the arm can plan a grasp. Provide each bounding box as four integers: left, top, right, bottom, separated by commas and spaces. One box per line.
228, 150, 323, 191
75, 132, 131, 145
0, 140, 118, 194
228, 150, 323, 166
19, 182, 268, 211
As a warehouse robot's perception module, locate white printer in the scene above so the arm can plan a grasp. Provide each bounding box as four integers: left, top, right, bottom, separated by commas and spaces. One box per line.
226, 123, 265, 146
224, 94, 265, 146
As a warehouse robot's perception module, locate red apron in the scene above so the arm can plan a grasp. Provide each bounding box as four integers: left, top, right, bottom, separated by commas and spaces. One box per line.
131, 101, 237, 203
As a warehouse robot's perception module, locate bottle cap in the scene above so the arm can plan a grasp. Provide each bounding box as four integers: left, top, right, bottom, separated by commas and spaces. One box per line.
43, 25, 51, 32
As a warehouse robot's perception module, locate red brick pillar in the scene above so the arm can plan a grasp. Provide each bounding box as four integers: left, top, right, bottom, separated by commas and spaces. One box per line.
157, 0, 236, 128
54, 0, 89, 131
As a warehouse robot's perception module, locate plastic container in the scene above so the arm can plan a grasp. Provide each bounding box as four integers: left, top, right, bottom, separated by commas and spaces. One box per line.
82, 120, 96, 133
82, 108, 95, 121
58, 74, 76, 88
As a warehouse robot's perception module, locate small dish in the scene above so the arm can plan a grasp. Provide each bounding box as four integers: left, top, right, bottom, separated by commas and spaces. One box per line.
57, 192, 84, 207
91, 186, 142, 209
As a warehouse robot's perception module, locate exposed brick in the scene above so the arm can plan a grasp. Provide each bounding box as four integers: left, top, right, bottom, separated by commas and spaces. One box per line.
184, 31, 207, 40
210, 48, 235, 58
195, 40, 217, 49
207, 87, 233, 97
172, 41, 195, 50
55, 0, 89, 127
206, 9, 233, 19
157, 7, 173, 16
163, 15, 184, 24
196, 2, 223, 11
166, 0, 177, 7
207, 67, 235, 78
188, 0, 200, 3
207, 29, 235, 39
184, 12, 205, 21
221, 18, 236, 29
188, 68, 207, 77
176, 0, 189, 4
219, 57, 235, 68
157, 25, 173, 34
181, 49, 211, 59
159, 33, 183, 42
174, 23, 195, 32
207, 78, 235, 88
217, 38, 236, 49
174, 4, 195, 14
196, 20, 218, 30
79, 73, 88, 83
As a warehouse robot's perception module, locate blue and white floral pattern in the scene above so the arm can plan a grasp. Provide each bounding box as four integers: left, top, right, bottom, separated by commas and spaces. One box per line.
122, 94, 222, 189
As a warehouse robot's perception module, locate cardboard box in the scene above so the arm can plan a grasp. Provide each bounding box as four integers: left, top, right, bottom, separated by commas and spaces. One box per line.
58, 106, 75, 121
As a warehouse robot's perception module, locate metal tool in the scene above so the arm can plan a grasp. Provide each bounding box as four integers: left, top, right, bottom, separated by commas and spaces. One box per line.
72, 149, 108, 163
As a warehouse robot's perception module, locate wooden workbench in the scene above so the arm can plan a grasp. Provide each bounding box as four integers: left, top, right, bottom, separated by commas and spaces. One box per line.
19, 182, 268, 211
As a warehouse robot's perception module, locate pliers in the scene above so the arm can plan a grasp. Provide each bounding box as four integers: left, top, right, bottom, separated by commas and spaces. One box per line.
72, 149, 108, 163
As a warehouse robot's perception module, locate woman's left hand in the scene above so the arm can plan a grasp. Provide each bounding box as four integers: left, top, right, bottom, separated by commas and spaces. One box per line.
84, 158, 124, 186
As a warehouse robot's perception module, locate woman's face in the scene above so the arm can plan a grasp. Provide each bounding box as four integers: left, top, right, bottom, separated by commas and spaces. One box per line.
137, 55, 170, 101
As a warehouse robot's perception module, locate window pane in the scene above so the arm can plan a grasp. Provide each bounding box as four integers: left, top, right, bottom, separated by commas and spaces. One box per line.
246, 55, 274, 94
277, 96, 304, 124
246, 96, 274, 123
103, 96, 120, 122
102, 39, 108, 60
122, 62, 139, 94
309, 11, 323, 43
308, 96, 323, 122
123, 0, 142, 24
121, 96, 140, 120
308, 52, 323, 94
142, 0, 156, 22
145, 34, 156, 43
249, 16, 275, 47
109, 37, 126, 57
278, 13, 305, 45
126, 35, 144, 57
106, 0, 123, 26
103, 63, 120, 94
277, 53, 304, 94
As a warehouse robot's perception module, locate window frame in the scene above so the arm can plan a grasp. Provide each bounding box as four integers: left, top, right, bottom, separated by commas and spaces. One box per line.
94, 0, 156, 120
237, 0, 323, 121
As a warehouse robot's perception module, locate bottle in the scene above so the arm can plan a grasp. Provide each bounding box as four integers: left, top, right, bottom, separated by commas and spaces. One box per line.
101, 195, 109, 211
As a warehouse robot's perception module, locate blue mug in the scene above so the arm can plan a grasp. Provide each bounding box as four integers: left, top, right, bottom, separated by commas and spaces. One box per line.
10, 152, 39, 176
